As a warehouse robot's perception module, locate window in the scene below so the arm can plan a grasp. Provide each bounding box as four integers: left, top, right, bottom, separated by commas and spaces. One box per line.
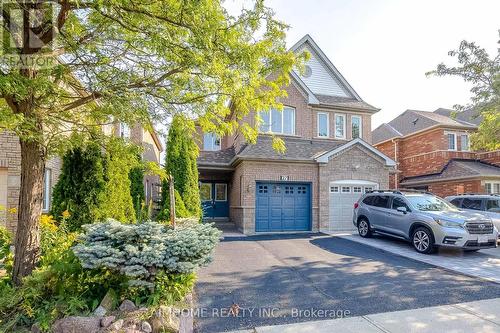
353, 186, 362, 193
203, 133, 221, 151
392, 197, 410, 211
200, 183, 212, 201
351, 116, 362, 139
486, 199, 500, 212
362, 196, 375, 206
297, 186, 307, 194
42, 168, 51, 211
460, 134, 469, 151
341, 186, 351, 193
364, 186, 374, 193
215, 184, 227, 201
461, 198, 482, 210
447, 133, 456, 150
407, 195, 453, 211
317, 112, 329, 137
485, 182, 500, 194
372, 195, 390, 208
259, 107, 295, 135
330, 186, 339, 193
258, 185, 268, 193
450, 198, 462, 207
119, 122, 130, 138
335, 114, 346, 139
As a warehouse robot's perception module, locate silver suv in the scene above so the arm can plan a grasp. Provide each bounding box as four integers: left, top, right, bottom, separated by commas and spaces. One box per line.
353, 190, 498, 254
444, 194, 500, 237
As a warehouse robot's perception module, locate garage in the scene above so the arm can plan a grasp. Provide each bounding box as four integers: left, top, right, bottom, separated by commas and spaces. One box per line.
255, 182, 311, 232
329, 180, 378, 232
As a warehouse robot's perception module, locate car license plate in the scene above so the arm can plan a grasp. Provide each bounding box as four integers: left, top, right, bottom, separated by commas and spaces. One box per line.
478, 235, 489, 244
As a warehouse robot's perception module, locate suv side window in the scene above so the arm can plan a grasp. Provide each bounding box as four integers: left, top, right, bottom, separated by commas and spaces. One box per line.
486, 199, 500, 212
450, 198, 462, 207
372, 195, 390, 208
392, 197, 410, 211
462, 198, 483, 210
362, 196, 375, 206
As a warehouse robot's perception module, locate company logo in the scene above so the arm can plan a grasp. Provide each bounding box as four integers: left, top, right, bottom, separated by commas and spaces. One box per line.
478, 224, 486, 230
1, 1, 58, 68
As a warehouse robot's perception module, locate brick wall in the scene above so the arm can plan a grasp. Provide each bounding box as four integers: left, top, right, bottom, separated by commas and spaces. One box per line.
318, 145, 391, 230
229, 160, 319, 234
427, 179, 482, 198
477, 151, 500, 166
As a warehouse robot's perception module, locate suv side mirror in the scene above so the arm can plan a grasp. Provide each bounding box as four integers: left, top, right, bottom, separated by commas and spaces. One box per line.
397, 206, 408, 214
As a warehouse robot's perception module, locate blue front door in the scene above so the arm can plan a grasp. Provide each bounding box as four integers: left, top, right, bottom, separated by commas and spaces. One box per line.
255, 182, 311, 232
200, 182, 229, 219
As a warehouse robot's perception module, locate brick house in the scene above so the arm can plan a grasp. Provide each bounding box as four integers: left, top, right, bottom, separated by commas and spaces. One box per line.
0, 123, 163, 233
372, 108, 500, 197
196, 35, 396, 235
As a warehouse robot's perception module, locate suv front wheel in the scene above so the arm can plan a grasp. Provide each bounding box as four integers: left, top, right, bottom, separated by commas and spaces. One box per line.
358, 218, 372, 238
412, 227, 435, 254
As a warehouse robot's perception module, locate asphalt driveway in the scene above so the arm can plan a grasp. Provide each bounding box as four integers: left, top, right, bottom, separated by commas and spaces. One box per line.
194, 234, 500, 333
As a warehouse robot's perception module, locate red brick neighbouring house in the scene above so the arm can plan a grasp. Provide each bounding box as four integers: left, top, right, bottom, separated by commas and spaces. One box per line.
372, 108, 500, 197
196, 35, 396, 235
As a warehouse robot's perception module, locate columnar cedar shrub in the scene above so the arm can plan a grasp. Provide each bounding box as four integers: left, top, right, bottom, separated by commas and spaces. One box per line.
129, 165, 146, 221
51, 142, 106, 231
52, 138, 140, 229
160, 115, 201, 219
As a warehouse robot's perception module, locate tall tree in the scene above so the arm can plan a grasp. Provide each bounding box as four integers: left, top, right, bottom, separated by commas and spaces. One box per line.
427, 32, 500, 150
0, 0, 298, 284
164, 114, 201, 217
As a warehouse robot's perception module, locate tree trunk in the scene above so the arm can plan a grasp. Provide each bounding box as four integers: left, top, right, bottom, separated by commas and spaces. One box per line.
169, 175, 176, 228
12, 139, 46, 285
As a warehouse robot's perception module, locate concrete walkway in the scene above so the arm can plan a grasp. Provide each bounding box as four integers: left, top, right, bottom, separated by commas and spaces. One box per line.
234, 298, 500, 333
332, 233, 500, 284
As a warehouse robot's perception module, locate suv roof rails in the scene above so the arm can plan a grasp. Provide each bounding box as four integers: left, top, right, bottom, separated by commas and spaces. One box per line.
366, 189, 433, 195
456, 193, 499, 196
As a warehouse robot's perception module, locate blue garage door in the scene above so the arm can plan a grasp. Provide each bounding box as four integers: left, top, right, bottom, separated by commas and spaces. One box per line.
255, 182, 311, 232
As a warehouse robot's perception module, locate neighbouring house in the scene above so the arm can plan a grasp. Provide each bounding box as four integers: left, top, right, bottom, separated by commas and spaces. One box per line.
0, 123, 163, 233
372, 108, 500, 197
196, 35, 396, 235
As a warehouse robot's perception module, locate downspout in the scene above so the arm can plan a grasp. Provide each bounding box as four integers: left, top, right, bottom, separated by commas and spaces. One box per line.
392, 138, 398, 189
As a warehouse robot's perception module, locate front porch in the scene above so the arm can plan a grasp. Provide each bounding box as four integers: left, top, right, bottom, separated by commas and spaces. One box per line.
199, 167, 234, 226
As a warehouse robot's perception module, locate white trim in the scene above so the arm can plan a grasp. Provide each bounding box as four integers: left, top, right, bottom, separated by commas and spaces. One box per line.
341, 186, 351, 193
334, 113, 346, 139
445, 131, 457, 151
460, 134, 470, 151
316, 138, 397, 166
330, 179, 378, 186
485, 181, 500, 194
203, 133, 221, 151
351, 115, 362, 139
42, 168, 51, 212
317, 112, 329, 137
259, 107, 296, 135
289, 34, 362, 101
290, 71, 320, 104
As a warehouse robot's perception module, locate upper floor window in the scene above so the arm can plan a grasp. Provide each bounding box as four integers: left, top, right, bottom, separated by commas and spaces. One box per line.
259, 107, 295, 135
446, 133, 456, 150
485, 182, 500, 194
317, 112, 329, 137
335, 114, 346, 139
351, 115, 362, 139
43, 168, 51, 212
460, 134, 469, 151
119, 122, 130, 138
203, 133, 221, 151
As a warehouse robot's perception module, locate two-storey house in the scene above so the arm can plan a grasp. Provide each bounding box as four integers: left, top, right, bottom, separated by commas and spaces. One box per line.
373, 108, 500, 197
197, 35, 396, 235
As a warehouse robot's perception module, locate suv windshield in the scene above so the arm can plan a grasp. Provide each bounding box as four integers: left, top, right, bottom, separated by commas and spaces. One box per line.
406, 195, 455, 212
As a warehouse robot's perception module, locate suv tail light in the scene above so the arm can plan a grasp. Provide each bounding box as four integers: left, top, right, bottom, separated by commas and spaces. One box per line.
354, 202, 359, 209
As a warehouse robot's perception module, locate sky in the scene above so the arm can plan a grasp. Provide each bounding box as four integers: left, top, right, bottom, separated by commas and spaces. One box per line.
224, 0, 500, 129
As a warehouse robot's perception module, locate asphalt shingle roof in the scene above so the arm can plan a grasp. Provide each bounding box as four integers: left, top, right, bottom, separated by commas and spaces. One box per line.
197, 136, 345, 166
372, 109, 477, 144
314, 94, 379, 111
434, 108, 483, 126
400, 159, 500, 185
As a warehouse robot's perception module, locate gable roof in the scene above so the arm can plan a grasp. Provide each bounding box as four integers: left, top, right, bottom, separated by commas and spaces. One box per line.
400, 159, 500, 185
372, 109, 477, 144
290, 34, 362, 101
315, 138, 396, 166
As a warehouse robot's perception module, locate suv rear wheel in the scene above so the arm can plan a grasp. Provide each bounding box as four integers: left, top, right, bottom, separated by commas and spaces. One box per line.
358, 218, 372, 238
412, 227, 435, 254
